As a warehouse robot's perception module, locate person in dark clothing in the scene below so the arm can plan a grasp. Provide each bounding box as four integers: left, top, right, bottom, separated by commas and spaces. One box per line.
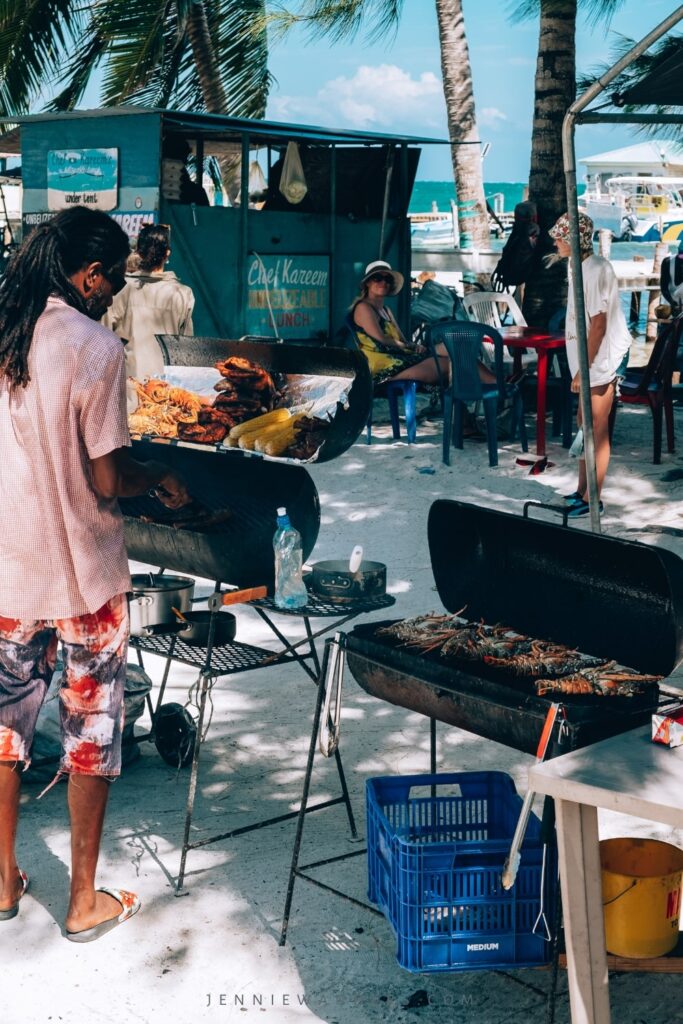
161, 137, 209, 206
660, 239, 683, 312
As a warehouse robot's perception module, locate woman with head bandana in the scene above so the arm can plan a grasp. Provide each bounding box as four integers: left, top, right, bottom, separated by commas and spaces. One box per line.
548, 211, 632, 517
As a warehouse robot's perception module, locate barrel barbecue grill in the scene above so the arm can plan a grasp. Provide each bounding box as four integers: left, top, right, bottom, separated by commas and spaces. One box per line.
344, 499, 683, 755
121, 337, 372, 584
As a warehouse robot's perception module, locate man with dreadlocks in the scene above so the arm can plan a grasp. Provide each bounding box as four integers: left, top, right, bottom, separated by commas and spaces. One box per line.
0, 207, 189, 941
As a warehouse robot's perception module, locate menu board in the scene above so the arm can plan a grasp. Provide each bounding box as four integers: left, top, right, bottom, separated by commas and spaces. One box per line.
245, 254, 329, 339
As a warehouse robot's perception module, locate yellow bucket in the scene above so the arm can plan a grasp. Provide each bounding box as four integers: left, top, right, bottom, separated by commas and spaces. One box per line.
600, 838, 683, 958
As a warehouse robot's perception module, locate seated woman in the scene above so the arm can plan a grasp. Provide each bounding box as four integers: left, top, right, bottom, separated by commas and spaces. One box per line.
351, 260, 495, 386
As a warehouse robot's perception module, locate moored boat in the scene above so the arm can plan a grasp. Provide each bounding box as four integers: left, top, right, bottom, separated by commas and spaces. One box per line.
582, 175, 683, 242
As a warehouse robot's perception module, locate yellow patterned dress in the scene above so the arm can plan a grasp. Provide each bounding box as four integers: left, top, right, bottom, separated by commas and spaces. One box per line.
352, 303, 424, 385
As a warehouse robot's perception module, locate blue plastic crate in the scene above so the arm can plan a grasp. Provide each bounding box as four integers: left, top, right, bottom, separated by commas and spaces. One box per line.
366, 771, 556, 973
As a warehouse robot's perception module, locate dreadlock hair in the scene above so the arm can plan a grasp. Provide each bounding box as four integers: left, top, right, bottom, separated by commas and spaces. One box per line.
0, 207, 129, 389
137, 223, 170, 273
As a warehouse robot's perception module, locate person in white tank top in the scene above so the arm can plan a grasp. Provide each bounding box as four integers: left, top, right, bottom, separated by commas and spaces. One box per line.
548, 211, 631, 518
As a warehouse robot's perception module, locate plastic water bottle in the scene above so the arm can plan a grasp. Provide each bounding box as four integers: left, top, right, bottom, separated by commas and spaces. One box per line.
273, 507, 308, 610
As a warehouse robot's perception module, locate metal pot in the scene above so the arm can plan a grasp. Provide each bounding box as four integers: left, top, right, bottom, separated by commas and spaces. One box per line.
129, 573, 195, 637
310, 560, 387, 603
178, 610, 237, 647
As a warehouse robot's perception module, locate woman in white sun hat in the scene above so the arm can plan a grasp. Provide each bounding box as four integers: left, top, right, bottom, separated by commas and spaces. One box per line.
350, 260, 450, 385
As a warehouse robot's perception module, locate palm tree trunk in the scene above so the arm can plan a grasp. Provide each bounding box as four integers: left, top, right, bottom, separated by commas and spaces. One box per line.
435, 0, 490, 250
185, 0, 228, 113
523, 0, 577, 327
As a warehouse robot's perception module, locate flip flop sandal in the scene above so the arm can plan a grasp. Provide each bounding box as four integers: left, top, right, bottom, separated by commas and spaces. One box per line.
66, 887, 141, 943
0, 869, 29, 921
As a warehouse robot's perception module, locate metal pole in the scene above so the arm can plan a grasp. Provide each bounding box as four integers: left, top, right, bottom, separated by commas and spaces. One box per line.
329, 145, 336, 342
379, 145, 394, 260
239, 132, 250, 336
561, 6, 683, 533
399, 143, 410, 332
561, 127, 601, 533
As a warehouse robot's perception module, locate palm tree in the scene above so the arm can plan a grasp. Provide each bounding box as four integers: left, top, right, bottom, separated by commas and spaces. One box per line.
513, 0, 625, 327
271, 0, 490, 247
0, 1, 270, 118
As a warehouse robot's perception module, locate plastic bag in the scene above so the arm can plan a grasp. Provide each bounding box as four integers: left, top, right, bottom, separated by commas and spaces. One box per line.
248, 159, 267, 202
279, 142, 308, 205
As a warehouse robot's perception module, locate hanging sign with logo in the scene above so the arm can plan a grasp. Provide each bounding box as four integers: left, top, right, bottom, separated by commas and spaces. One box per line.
246, 255, 330, 338
47, 148, 118, 211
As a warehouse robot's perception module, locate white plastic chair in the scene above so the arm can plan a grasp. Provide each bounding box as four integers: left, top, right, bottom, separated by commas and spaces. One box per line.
462, 290, 535, 371
461, 291, 527, 328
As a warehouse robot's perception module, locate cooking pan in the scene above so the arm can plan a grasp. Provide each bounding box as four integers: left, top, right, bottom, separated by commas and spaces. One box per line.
310, 559, 386, 603
178, 610, 237, 647
129, 574, 195, 636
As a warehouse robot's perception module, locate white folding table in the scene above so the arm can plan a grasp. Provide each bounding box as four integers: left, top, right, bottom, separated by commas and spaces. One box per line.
530, 724, 683, 1024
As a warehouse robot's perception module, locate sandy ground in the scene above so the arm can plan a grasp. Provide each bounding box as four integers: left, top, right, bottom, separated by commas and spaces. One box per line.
4, 397, 683, 1024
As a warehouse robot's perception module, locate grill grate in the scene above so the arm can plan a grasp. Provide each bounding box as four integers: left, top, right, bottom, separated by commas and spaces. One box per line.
130, 633, 274, 675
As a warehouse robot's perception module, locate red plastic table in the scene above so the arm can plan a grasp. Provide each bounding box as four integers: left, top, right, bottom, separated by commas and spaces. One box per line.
499, 326, 567, 457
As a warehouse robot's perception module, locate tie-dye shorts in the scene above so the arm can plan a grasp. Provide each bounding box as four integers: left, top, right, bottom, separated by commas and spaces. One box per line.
0, 594, 128, 777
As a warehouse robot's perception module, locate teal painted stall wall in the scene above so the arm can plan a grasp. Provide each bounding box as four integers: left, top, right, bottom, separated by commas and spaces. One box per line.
21, 112, 161, 218
162, 202, 404, 340
21, 112, 161, 188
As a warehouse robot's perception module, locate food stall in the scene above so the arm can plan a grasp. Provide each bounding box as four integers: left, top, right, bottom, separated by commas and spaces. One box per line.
1, 106, 445, 339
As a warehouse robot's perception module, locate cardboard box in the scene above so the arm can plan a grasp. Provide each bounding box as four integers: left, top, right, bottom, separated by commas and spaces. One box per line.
652, 707, 683, 748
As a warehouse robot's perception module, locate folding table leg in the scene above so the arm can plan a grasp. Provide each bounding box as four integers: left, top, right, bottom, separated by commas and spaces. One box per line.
176, 666, 213, 893
279, 639, 335, 946
150, 635, 178, 733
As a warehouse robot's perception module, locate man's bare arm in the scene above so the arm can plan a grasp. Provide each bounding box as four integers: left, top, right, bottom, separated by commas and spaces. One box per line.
90, 448, 190, 508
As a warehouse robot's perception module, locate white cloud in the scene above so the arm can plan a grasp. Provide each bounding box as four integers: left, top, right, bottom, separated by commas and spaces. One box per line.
479, 107, 508, 129
269, 64, 445, 133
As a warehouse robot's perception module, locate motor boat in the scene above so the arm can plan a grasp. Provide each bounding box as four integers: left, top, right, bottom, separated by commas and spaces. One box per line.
581, 175, 683, 243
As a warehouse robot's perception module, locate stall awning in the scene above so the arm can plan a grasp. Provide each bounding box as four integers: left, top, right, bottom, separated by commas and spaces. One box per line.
614, 41, 683, 107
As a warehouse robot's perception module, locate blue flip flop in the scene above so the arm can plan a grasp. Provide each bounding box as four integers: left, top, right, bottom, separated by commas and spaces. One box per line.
0, 870, 29, 921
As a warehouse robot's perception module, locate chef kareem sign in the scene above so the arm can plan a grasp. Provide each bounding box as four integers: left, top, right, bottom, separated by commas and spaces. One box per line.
246, 255, 329, 339
47, 149, 118, 211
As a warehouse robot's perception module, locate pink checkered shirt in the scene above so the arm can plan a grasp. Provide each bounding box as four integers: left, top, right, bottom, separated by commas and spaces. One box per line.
0, 296, 132, 620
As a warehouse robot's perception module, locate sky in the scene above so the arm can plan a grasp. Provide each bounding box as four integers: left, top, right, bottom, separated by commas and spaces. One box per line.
263, 0, 679, 182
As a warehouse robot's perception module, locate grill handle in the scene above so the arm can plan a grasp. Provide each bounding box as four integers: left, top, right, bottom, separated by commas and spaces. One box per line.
523, 500, 572, 527
501, 702, 560, 890
208, 586, 268, 610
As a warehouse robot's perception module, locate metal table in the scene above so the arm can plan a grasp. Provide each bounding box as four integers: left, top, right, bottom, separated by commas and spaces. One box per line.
131, 587, 395, 894
530, 725, 683, 1024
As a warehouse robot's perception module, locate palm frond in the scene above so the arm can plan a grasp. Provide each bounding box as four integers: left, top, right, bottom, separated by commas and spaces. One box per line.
508, 0, 624, 28
211, 0, 271, 117
267, 0, 403, 45
0, 0, 85, 114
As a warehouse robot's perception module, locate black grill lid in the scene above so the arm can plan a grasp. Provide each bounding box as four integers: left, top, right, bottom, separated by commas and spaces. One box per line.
156, 336, 372, 463
428, 500, 683, 678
